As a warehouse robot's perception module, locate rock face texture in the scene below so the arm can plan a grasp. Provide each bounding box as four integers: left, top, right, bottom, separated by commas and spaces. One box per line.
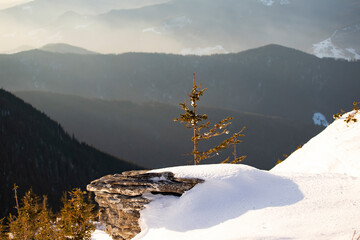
87, 170, 204, 240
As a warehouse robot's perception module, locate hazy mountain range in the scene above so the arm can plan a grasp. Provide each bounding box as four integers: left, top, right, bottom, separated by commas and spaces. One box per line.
14, 90, 322, 170
0, 89, 141, 218
39, 43, 97, 54
0, 0, 359, 59
1, 44, 359, 126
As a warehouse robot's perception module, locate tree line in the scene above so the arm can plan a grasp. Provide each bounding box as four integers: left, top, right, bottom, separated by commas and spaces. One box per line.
0, 185, 96, 240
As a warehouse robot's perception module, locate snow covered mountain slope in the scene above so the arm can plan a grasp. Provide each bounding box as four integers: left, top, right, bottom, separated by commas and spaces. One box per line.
92, 111, 360, 239
312, 24, 360, 60
259, 0, 290, 7
272, 110, 360, 176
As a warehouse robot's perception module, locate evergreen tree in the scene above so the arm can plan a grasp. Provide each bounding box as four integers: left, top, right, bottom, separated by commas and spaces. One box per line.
4, 186, 97, 240
174, 73, 208, 164
333, 101, 359, 125
8, 187, 41, 240
36, 196, 59, 240
219, 130, 247, 164
57, 188, 95, 240
174, 73, 246, 164
0, 218, 7, 239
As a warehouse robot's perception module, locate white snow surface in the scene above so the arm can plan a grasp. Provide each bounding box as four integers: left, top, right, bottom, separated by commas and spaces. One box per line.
259, 0, 290, 6
92, 111, 360, 240
142, 27, 161, 34
91, 230, 113, 240
91, 222, 112, 240
180, 45, 228, 55
346, 48, 360, 60
142, 16, 191, 35
312, 37, 349, 60
273, 110, 360, 176
312, 35, 360, 61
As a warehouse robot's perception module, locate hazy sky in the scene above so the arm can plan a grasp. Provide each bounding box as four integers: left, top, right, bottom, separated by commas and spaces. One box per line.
0, 0, 358, 58
0, 0, 31, 10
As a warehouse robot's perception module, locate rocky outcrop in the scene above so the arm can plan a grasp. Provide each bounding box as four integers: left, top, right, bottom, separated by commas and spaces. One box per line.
87, 170, 204, 240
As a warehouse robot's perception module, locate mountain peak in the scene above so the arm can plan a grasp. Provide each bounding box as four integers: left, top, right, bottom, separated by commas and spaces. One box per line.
39, 43, 97, 55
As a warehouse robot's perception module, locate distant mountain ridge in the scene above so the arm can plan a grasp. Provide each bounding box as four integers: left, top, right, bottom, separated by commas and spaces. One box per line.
1, 44, 359, 125
15, 90, 322, 171
39, 43, 97, 55
0, 0, 359, 58
0, 89, 141, 218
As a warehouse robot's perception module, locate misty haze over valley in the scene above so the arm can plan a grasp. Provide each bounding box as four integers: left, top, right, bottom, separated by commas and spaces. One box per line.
0, 0, 360, 59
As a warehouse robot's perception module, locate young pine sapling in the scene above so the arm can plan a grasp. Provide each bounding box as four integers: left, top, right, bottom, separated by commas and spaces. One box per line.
174, 73, 246, 165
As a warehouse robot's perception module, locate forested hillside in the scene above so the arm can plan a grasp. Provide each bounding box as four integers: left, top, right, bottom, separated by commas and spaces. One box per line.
0, 89, 141, 218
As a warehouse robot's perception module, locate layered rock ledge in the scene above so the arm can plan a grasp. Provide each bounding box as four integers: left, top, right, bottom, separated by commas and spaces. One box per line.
87, 170, 204, 240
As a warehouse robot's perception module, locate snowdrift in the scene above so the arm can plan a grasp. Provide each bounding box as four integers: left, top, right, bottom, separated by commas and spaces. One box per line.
92, 111, 360, 240
272, 110, 360, 177
132, 164, 360, 240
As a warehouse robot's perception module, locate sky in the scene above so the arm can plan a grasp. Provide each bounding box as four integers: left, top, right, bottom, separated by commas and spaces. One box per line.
0, 0, 31, 10
0, 0, 358, 58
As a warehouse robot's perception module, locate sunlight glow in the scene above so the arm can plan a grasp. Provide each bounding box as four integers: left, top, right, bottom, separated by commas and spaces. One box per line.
0, 0, 32, 10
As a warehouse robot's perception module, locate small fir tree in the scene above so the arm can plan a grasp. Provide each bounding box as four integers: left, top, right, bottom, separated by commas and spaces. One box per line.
0, 218, 7, 239
8, 186, 41, 240
220, 130, 247, 164
4, 186, 98, 240
333, 101, 359, 125
36, 196, 59, 240
174, 73, 246, 164
57, 188, 95, 240
174, 73, 208, 164
275, 145, 302, 166
276, 154, 288, 165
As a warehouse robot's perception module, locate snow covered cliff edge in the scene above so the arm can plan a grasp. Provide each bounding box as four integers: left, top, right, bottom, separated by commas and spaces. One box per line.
272, 110, 360, 176
93, 110, 360, 240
